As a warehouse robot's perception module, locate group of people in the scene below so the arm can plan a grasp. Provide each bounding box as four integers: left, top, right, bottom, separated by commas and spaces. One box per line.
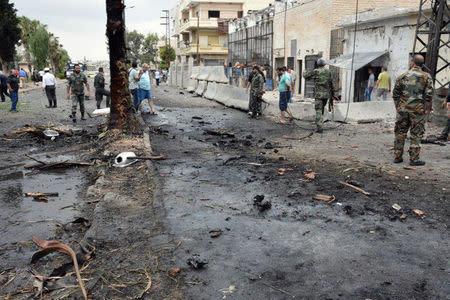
365, 67, 392, 101
128, 62, 157, 115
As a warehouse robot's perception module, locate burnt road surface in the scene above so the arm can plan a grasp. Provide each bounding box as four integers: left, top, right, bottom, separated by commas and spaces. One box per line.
143, 85, 449, 299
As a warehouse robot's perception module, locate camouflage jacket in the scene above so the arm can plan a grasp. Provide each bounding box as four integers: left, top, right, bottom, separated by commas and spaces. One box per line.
303, 67, 334, 99
94, 73, 105, 90
392, 67, 433, 113
250, 72, 264, 95
68, 72, 87, 95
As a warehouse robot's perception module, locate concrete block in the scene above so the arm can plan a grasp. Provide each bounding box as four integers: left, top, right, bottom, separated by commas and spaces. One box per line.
197, 67, 210, 81
195, 80, 207, 96
190, 66, 201, 79
213, 83, 232, 103
182, 65, 189, 89
204, 82, 219, 100
206, 66, 228, 83
186, 79, 198, 92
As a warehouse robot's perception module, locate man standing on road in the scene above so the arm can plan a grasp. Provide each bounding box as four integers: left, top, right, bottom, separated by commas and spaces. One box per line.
129, 61, 140, 113
155, 69, 161, 86
392, 55, 433, 166
42, 67, 57, 108
18, 68, 27, 89
375, 66, 391, 100
137, 63, 157, 115
249, 66, 265, 118
365, 68, 375, 101
303, 59, 334, 133
0, 72, 10, 102
94, 67, 110, 109
437, 86, 450, 141
246, 65, 266, 115
67, 64, 90, 123
278, 67, 293, 124
7, 71, 19, 112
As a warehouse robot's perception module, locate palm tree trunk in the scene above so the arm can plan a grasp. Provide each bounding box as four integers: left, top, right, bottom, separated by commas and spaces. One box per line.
106, 0, 138, 131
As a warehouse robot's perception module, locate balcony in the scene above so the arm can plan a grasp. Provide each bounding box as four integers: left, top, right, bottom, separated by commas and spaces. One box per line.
179, 18, 219, 33
179, 43, 228, 56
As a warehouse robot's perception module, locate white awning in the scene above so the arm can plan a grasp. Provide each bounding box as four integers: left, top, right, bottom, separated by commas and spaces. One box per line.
326, 51, 388, 70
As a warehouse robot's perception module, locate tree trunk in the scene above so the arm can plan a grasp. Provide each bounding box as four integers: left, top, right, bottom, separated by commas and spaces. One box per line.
106, 0, 139, 131
0, 57, 7, 74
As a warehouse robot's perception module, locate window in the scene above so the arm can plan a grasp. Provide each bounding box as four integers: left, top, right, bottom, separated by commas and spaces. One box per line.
237, 11, 243, 18
208, 10, 220, 18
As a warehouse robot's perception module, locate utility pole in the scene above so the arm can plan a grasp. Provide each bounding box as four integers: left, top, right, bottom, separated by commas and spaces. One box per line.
161, 10, 169, 68
106, 0, 138, 130
196, 10, 200, 66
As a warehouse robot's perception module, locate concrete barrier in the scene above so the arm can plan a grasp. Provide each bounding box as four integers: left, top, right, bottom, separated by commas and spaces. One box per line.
197, 67, 210, 81
214, 83, 231, 103
190, 66, 200, 79
176, 64, 182, 88
204, 82, 219, 100
206, 66, 228, 83
186, 79, 197, 92
195, 80, 207, 96
182, 65, 189, 89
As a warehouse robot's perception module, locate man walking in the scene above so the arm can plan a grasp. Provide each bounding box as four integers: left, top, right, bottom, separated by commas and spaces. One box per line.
392, 55, 432, 166
42, 67, 57, 108
7, 71, 19, 112
18, 68, 27, 89
129, 61, 140, 113
375, 66, 391, 100
94, 67, 110, 109
67, 64, 90, 122
365, 68, 375, 101
0, 72, 10, 102
303, 59, 334, 133
138, 63, 157, 115
278, 67, 293, 124
249, 66, 265, 118
437, 85, 450, 141
155, 69, 161, 86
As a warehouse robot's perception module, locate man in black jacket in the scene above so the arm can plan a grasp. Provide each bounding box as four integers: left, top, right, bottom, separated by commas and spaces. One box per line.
94, 67, 110, 109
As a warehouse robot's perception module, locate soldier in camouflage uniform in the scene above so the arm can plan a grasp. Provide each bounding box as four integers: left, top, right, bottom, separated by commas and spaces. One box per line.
94, 67, 110, 109
67, 64, 90, 123
249, 66, 264, 118
303, 59, 334, 133
392, 55, 433, 166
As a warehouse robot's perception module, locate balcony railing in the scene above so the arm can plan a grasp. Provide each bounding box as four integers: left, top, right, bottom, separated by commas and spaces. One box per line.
179, 18, 219, 33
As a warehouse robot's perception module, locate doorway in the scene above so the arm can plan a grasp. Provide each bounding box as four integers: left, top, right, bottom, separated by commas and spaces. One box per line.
354, 65, 382, 102
297, 59, 302, 94
304, 55, 320, 98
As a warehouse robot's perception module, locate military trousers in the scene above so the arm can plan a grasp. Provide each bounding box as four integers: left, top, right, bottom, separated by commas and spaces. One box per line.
95, 88, 110, 109
394, 111, 425, 162
71, 94, 85, 116
315, 98, 328, 130
249, 93, 262, 116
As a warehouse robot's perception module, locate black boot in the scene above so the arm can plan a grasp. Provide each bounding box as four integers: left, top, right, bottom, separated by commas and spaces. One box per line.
81, 113, 86, 121
437, 118, 449, 141
410, 160, 426, 166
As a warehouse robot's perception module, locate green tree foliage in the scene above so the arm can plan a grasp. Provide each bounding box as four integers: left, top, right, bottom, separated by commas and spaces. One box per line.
159, 45, 175, 69
58, 48, 70, 73
18, 16, 41, 68
126, 30, 159, 64
29, 26, 50, 70
0, 0, 21, 72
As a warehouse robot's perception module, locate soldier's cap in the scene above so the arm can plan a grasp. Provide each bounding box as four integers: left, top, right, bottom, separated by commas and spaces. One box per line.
317, 58, 326, 67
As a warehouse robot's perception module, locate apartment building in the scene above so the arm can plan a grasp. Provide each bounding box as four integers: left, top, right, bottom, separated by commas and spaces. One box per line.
272, 0, 421, 97
171, 0, 274, 66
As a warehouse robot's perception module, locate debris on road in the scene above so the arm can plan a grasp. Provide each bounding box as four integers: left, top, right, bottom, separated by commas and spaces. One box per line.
403, 166, 417, 171
304, 172, 317, 180
400, 214, 407, 221
169, 268, 181, 277
413, 209, 426, 216
204, 129, 235, 138
114, 151, 166, 167
31, 237, 88, 300
209, 230, 222, 238
241, 162, 265, 167
253, 195, 272, 211
279, 168, 294, 176
392, 204, 401, 211
313, 194, 336, 203
283, 132, 313, 141
342, 166, 365, 173
339, 181, 371, 196
24, 192, 58, 202
24, 154, 93, 170
187, 254, 208, 269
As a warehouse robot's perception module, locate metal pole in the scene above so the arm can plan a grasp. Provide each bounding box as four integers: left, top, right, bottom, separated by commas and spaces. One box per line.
196, 10, 200, 66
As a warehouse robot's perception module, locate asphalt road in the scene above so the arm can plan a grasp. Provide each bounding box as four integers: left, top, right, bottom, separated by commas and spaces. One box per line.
143, 84, 449, 299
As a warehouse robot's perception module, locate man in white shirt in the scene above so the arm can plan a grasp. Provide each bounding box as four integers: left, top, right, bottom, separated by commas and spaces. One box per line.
42, 68, 57, 108
155, 70, 161, 86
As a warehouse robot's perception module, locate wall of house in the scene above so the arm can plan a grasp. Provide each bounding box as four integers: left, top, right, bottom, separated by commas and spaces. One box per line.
331, 0, 421, 29
242, 0, 274, 15
341, 15, 417, 102
192, 3, 243, 19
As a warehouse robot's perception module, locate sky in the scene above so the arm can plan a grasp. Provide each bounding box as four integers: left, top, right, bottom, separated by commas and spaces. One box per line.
11, 0, 177, 61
